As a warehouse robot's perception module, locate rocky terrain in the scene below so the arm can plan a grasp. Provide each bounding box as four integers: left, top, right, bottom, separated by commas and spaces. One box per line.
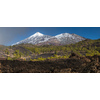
0, 53, 100, 73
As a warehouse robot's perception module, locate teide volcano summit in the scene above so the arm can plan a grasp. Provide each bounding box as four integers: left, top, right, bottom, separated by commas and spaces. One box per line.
13, 32, 86, 45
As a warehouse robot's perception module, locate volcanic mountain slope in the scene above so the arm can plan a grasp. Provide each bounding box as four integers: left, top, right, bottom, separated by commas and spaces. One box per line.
14, 32, 52, 45
13, 32, 86, 45
54, 33, 86, 45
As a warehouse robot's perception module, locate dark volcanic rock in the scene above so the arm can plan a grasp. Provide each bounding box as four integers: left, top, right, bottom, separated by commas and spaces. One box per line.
69, 53, 80, 58
0, 54, 100, 73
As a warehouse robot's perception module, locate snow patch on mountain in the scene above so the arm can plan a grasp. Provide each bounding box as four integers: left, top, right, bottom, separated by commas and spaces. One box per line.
55, 33, 75, 40
29, 32, 44, 39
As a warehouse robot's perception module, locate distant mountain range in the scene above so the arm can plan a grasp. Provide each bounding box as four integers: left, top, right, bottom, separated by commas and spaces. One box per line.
13, 32, 86, 45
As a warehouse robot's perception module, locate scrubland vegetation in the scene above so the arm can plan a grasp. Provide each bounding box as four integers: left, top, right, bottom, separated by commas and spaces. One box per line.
5, 39, 100, 61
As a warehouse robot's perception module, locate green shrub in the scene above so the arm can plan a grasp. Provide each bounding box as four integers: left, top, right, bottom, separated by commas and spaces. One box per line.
12, 57, 19, 60
30, 59, 34, 61
7, 56, 13, 60
37, 57, 46, 61
5, 49, 10, 55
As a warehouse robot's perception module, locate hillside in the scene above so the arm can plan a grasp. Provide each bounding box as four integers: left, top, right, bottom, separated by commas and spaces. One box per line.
10, 39, 100, 60
0, 39, 100, 61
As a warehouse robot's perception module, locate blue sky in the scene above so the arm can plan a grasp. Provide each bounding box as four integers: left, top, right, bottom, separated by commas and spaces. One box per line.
0, 27, 100, 46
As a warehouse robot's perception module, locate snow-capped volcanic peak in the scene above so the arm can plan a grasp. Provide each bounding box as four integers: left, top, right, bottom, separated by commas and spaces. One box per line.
13, 32, 86, 46
30, 32, 44, 38
55, 33, 72, 39
13, 32, 52, 45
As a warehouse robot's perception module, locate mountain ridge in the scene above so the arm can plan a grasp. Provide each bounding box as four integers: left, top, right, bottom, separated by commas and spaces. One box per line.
13, 32, 86, 46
